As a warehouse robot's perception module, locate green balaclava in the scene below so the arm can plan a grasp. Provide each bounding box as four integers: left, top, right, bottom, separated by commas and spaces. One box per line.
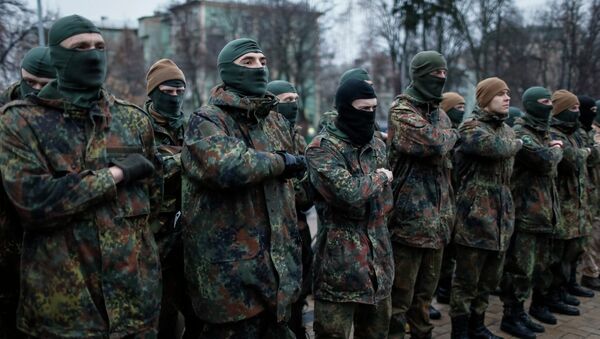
20, 46, 55, 98
40, 14, 106, 109
267, 80, 300, 125
149, 80, 186, 129
339, 68, 371, 85
218, 38, 268, 97
405, 51, 447, 104
522, 86, 552, 129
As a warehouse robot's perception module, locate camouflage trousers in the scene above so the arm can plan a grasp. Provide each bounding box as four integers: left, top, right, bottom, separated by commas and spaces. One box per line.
500, 231, 554, 305
390, 243, 443, 338
198, 311, 294, 339
449, 245, 505, 317
438, 242, 455, 290
581, 217, 600, 278
313, 297, 391, 339
550, 237, 587, 290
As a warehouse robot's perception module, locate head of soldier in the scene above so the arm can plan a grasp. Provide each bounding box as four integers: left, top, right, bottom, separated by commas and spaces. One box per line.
577, 95, 596, 131
20, 47, 55, 98
522, 86, 552, 126
476, 77, 510, 120
218, 38, 269, 98
335, 68, 372, 108
334, 78, 377, 146
267, 80, 300, 125
407, 51, 447, 103
552, 90, 580, 126
146, 59, 186, 127
47, 15, 106, 108
440, 92, 465, 125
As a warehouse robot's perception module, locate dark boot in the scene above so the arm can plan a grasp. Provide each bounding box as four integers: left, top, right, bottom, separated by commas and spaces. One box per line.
469, 312, 503, 339
529, 303, 556, 325
451, 314, 469, 339
581, 275, 600, 291
568, 264, 595, 297
560, 287, 580, 306
429, 304, 441, 320
545, 289, 580, 315
500, 304, 536, 339
518, 310, 545, 333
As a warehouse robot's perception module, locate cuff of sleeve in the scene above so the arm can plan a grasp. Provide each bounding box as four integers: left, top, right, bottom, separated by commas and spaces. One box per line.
268, 152, 286, 176
94, 168, 119, 200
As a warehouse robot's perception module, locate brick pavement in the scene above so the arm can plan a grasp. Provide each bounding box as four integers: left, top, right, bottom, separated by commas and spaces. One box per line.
303, 291, 600, 338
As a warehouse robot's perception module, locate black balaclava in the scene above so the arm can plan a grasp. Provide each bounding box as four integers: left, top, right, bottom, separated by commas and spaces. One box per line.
578, 95, 596, 131
334, 78, 377, 146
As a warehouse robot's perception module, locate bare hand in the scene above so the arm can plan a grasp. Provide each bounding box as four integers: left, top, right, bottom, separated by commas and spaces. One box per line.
376, 168, 393, 182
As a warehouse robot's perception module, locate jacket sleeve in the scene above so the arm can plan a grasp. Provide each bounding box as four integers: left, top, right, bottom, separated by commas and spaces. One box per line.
388, 108, 459, 158
181, 111, 285, 189
0, 110, 117, 230
458, 121, 521, 159
516, 132, 563, 174
306, 138, 387, 209
550, 130, 589, 172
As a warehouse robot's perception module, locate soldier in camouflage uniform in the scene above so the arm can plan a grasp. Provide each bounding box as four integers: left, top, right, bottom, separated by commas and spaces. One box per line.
546, 90, 594, 317
579, 96, 600, 291
181, 38, 305, 338
387, 51, 459, 339
0, 15, 161, 338
450, 77, 521, 339
0, 46, 54, 106
306, 78, 394, 339
143, 59, 199, 338
434, 91, 466, 309
0, 46, 55, 339
498, 87, 562, 339
267, 79, 314, 339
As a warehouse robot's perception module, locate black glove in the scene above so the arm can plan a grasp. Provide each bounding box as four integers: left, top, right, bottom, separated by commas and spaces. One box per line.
112, 153, 155, 184
275, 151, 307, 179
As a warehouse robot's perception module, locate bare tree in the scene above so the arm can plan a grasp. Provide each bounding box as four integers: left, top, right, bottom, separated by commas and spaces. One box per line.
104, 28, 146, 104
0, 0, 37, 88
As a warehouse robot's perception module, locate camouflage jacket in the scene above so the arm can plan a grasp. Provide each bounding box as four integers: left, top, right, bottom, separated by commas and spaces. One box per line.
290, 124, 312, 213
0, 89, 161, 337
181, 85, 301, 323
453, 111, 521, 251
585, 125, 600, 218
511, 117, 562, 234
306, 121, 394, 304
386, 95, 459, 249
0, 81, 21, 107
549, 124, 593, 239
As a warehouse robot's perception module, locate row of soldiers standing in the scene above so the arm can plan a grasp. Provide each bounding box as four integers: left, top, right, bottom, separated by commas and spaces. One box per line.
1, 13, 600, 339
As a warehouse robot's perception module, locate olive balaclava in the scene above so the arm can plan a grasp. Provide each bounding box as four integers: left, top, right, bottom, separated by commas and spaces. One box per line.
522, 86, 552, 129
335, 78, 377, 146
146, 59, 186, 129
440, 92, 465, 125
20, 46, 55, 98
506, 107, 524, 127
551, 89, 580, 133
267, 80, 300, 125
577, 95, 596, 131
339, 68, 371, 85
218, 38, 268, 97
405, 51, 447, 104
42, 15, 106, 109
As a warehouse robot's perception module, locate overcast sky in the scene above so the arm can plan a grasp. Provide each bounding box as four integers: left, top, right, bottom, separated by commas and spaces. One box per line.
24, 0, 548, 63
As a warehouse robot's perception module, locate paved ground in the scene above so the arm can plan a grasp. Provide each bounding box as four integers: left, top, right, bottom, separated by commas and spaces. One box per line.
302, 291, 600, 338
